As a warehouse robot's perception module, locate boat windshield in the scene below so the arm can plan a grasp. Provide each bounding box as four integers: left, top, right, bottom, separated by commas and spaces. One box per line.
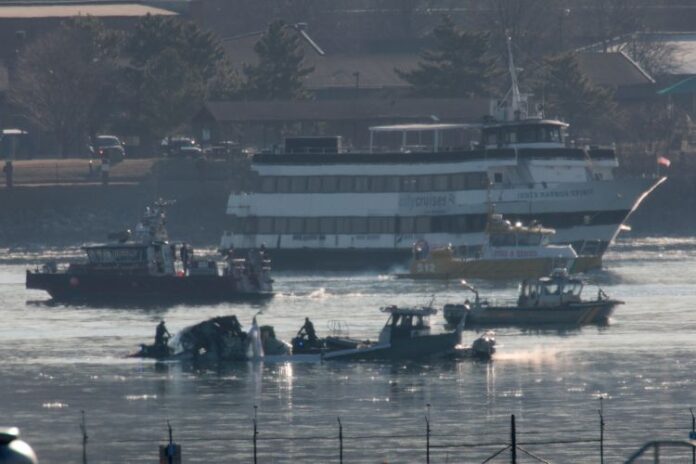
516, 232, 542, 246
86, 247, 147, 264
490, 233, 516, 247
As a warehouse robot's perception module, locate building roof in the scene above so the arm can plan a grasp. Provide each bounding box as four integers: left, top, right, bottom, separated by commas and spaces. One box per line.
576, 52, 655, 86
196, 98, 491, 124
0, 3, 177, 18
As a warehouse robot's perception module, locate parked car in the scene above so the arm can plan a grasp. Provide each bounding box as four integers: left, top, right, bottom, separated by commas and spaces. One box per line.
160, 137, 203, 158
92, 135, 125, 161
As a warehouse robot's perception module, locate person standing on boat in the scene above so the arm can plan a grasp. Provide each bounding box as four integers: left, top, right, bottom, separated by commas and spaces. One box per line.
101, 157, 110, 186
155, 320, 171, 348
300, 317, 317, 342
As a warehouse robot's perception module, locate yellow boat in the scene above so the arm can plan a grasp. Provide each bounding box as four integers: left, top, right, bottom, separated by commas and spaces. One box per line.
401, 214, 587, 280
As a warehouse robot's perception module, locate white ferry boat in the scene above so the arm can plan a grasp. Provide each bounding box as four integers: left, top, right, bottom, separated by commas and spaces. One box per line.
220, 46, 665, 269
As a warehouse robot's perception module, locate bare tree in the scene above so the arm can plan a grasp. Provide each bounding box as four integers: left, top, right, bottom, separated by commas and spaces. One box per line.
9, 19, 120, 157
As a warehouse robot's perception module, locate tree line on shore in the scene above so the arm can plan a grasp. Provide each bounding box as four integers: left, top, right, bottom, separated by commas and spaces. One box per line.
8, 9, 676, 156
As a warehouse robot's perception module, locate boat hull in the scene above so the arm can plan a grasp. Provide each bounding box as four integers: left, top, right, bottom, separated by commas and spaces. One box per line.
403, 256, 579, 280
26, 271, 273, 303
460, 300, 620, 328
323, 332, 460, 361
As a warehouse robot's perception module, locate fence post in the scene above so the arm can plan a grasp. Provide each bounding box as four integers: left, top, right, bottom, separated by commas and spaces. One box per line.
690, 408, 695, 464
80, 410, 88, 464
337, 417, 343, 464
426, 403, 431, 464
253, 405, 258, 464
510, 414, 516, 464
599, 397, 605, 464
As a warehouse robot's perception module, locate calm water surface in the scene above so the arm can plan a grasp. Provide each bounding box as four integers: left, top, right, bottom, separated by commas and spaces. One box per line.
2, 237, 696, 463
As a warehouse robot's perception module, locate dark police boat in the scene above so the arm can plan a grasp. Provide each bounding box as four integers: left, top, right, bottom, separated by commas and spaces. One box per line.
26, 200, 273, 303
443, 269, 622, 329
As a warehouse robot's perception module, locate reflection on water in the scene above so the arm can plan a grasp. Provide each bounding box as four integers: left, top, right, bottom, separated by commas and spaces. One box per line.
2, 237, 696, 461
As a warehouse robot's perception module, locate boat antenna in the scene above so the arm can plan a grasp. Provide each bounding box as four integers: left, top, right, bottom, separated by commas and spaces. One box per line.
506, 36, 522, 120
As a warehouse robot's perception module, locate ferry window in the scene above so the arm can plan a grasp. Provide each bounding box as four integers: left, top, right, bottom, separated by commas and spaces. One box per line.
354, 176, 369, 192
290, 177, 306, 193
417, 175, 432, 192
319, 217, 336, 234
468, 215, 487, 232
450, 173, 467, 190
453, 216, 468, 233
276, 177, 291, 192
433, 175, 449, 191
260, 177, 276, 193
401, 176, 418, 192
338, 176, 353, 192
415, 217, 430, 233
508, 130, 517, 143
307, 176, 322, 192
288, 218, 304, 234
493, 172, 503, 184
399, 217, 415, 233
321, 176, 338, 192
470, 172, 489, 189
258, 217, 274, 234
385, 176, 400, 192
368, 217, 382, 234
273, 217, 288, 234
352, 217, 367, 234
369, 176, 385, 192
336, 217, 352, 234
243, 217, 257, 234
305, 217, 320, 234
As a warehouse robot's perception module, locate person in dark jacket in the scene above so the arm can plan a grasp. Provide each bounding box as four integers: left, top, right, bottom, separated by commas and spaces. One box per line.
155, 320, 171, 348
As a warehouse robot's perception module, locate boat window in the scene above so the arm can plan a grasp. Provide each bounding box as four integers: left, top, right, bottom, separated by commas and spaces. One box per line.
507, 129, 517, 143
485, 130, 498, 146
493, 172, 503, 184
338, 176, 353, 193
541, 125, 562, 143
417, 176, 432, 192
273, 217, 288, 234
415, 217, 430, 233
305, 217, 320, 234
399, 217, 415, 234
468, 172, 489, 189
369, 176, 385, 192
518, 126, 537, 143
307, 176, 322, 192
433, 175, 449, 191
290, 177, 306, 193
319, 217, 336, 234
450, 173, 467, 190
354, 176, 369, 192
258, 217, 274, 234
401, 176, 418, 192
321, 176, 338, 192
112, 247, 146, 263
352, 217, 368, 234
276, 177, 291, 193
542, 283, 560, 295
385, 176, 400, 192
260, 177, 276, 193
243, 217, 257, 234
490, 233, 516, 247
288, 218, 304, 234
517, 233, 542, 246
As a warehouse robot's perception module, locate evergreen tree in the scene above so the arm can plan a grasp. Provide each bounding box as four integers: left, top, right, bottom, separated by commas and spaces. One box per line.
243, 20, 314, 100
122, 15, 232, 142
396, 16, 499, 98
536, 52, 617, 136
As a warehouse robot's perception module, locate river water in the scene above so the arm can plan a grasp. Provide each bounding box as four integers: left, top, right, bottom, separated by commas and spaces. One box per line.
2, 237, 696, 463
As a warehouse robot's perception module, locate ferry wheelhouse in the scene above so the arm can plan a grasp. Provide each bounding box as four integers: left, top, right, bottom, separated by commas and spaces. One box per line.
220, 45, 664, 269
